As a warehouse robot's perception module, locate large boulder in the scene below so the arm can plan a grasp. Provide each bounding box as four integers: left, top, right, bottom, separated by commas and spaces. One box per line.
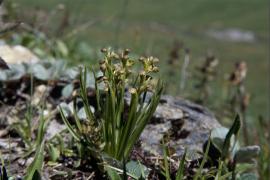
140, 95, 221, 157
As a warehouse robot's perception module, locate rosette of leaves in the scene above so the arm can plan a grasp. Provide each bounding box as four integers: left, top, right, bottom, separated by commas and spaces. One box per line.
207, 115, 260, 179
60, 48, 163, 162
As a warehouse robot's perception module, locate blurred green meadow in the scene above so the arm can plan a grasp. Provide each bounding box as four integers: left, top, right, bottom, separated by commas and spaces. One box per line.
13, 0, 269, 120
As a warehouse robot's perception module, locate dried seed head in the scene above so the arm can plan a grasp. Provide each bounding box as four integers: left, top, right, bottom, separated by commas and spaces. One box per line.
229, 61, 248, 85
209, 58, 219, 68
242, 93, 250, 110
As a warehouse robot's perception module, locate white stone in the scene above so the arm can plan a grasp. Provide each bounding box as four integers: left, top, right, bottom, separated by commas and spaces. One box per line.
0, 45, 39, 64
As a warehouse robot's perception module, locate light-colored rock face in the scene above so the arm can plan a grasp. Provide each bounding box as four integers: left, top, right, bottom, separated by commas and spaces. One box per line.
140, 95, 221, 157
0, 45, 39, 64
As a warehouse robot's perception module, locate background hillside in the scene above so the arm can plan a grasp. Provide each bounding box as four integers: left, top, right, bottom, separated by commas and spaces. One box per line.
11, 0, 269, 119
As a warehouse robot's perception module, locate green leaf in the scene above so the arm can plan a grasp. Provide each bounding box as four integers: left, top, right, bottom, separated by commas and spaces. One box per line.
63, 67, 80, 80
79, 68, 95, 122
234, 146, 260, 164
77, 107, 88, 120
6, 64, 26, 80
162, 143, 171, 180
176, 149, 186, 180
122, 158, 128, 180
126, 161, 149, 179
239, 173, 258, 180
0, 166, 8, 180
24, 140, 45, 180
31, 170, 42, 180
35, 111, 46, 147
0, 71, 7, 81
48, 144, 60, 162
210, 127, 229, 152
29, 64, 49, 80
194, 136, 211, 180
56, 40, 69, 57
105, 165, 140, 180
72, 100, 82, 132
106, 167, 122, 180
222, 114, 241, 159
58, 103, 72, 117
62, 83, 74, 98
47, 60, 67, 79
210, 127, 240, 159
77, 42, 94, 58
59, 107, 80, 141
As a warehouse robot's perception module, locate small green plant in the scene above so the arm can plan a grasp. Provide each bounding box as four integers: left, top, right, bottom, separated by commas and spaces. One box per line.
256, 116, 270, 179
11, 73, 34, 149
207, 115, 260, 179
11, 73, 49, 154
24, 108, 46, 180
160, 143, 187, 180
227, 61, 249, 145
160, 115, 260, 179
0, 110, 46, 180
60, 48, 163, 161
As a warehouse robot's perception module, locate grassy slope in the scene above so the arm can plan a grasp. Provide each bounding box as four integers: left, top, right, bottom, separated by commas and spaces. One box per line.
15, 0, 269, 119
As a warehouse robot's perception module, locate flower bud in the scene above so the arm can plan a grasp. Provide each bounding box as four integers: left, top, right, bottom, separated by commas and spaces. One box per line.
101, 48, 107, 53
100, 63, 106, 72
123, 55, 129, 60
124, 48, 130, 56
153, 58, 159, 63
139, 57, 145, 62
152, 67, 159, 72
111, 52, 119, 59
102, 76, 108, 81
72, 89, 80, 97
129, 88, 137, 94
139, 70, 146, 77
99, 60, 105, 64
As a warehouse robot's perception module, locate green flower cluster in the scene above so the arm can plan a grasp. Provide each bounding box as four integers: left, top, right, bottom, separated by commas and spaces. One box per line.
61, 48, 163, 161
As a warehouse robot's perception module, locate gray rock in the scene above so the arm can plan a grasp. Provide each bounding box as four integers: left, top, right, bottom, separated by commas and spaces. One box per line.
140, 95, 221, 157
